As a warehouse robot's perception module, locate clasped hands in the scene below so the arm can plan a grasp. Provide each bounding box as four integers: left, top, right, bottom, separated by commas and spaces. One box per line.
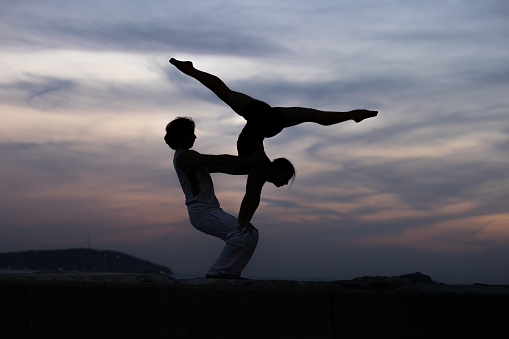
237, 220, 257, 235
249, 150, 270, 171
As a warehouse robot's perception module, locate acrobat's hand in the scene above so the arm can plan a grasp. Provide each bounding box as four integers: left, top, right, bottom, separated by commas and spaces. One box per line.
237, 221, 257, 235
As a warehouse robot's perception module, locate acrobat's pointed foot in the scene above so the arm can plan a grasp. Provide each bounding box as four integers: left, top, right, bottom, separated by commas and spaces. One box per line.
353, 110, 378, 123
169, 58, 195, 75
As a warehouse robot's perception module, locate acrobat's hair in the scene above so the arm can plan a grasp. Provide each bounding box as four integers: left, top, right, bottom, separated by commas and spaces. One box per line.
273, 157, 296, 185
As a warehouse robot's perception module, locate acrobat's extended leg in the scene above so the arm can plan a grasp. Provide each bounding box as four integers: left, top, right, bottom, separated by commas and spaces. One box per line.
170, 58, 378, 127
170, 58, 254, 115
279, 107, 378, 128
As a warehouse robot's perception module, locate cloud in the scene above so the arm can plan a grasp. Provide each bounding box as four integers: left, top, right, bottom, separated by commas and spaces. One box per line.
0, 75, 75, 109
471, 220, 493, 237
1, 1, 286, 56
0, 71, 169, 113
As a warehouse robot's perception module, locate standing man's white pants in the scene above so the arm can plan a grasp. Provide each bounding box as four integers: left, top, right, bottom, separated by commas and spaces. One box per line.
191, 208, 259, 276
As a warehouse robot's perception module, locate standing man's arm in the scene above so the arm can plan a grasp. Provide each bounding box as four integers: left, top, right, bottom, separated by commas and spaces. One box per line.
176, 150, 249, 171
178, 150, 269, 174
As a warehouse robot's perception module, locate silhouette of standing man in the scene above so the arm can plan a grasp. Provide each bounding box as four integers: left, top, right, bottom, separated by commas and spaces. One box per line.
165, 117, 264, 279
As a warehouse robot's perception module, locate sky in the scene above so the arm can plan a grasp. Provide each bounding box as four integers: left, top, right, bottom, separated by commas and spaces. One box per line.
1, 0, 508, 284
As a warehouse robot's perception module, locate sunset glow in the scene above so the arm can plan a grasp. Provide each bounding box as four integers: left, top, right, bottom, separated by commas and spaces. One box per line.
1, 0, 508, 284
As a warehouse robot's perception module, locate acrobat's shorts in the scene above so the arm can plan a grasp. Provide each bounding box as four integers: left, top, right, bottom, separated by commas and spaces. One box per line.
237, 100, 284, 156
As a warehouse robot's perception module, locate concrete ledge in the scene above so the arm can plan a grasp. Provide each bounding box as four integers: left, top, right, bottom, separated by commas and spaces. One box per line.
1, 273, 508, 338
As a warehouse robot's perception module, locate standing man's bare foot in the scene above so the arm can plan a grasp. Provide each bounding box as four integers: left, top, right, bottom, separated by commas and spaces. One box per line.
169, 58, 195, 75
353, 109, 378, 123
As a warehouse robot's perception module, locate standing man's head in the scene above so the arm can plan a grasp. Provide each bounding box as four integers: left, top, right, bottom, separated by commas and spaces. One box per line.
165, 117, 196, 150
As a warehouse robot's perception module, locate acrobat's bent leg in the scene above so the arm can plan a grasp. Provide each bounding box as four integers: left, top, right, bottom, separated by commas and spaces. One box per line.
170, 58, 255, 116
279, 107, 378, 128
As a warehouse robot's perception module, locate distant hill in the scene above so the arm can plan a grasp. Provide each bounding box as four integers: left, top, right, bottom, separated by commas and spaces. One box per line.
0, 248, 172, 274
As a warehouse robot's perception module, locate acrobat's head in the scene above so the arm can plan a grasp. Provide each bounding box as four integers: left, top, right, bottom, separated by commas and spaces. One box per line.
268, 157, 296, 188
165, 117, 196, 150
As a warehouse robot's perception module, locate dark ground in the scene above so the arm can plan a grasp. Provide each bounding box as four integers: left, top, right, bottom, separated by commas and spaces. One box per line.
1, 272, 507, 338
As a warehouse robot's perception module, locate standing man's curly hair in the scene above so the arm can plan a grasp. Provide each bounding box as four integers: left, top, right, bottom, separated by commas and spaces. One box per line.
164, 117, 195, 149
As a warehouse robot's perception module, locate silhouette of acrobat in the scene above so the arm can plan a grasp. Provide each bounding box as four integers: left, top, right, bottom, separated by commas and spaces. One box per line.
169, 58, 378, 157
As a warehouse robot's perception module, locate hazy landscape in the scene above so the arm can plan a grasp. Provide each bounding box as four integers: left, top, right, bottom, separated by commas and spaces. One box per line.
0, 248, 172, 274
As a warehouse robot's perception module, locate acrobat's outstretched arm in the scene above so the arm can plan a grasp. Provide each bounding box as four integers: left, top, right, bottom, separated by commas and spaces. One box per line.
237, 167, 266, 228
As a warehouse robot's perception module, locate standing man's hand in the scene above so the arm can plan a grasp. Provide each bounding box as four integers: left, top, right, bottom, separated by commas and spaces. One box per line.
237, 221, 257, 235
249, 150, 270, 170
